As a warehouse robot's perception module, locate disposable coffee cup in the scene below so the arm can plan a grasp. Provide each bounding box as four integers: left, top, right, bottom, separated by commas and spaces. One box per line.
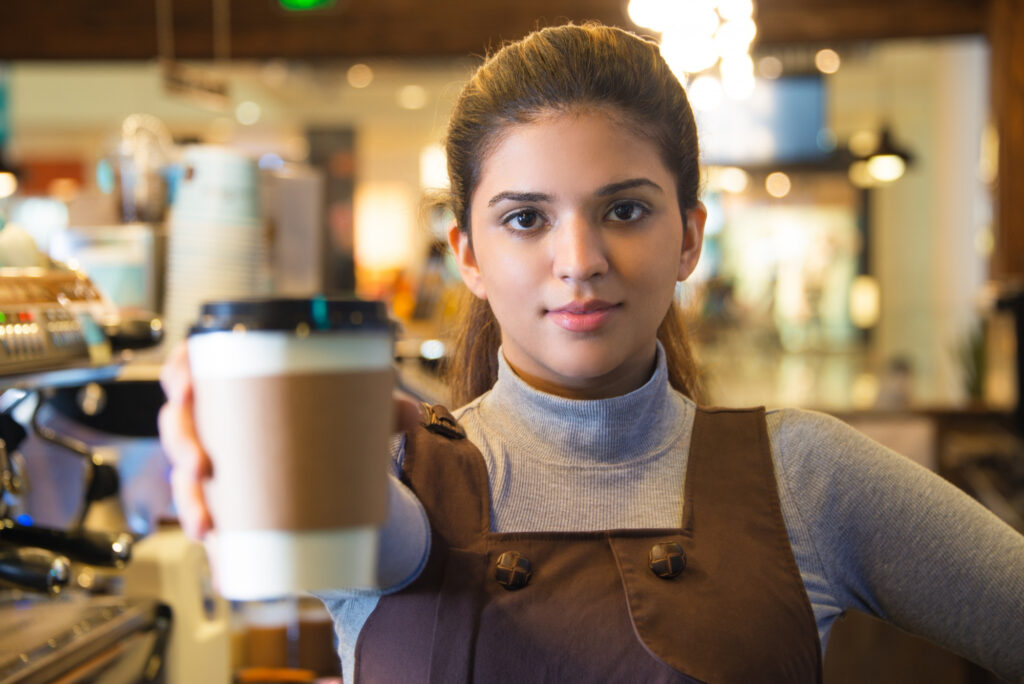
188, 297, 394, 599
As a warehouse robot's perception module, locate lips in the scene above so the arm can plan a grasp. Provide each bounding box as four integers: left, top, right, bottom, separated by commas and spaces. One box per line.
546, 300, 619, 333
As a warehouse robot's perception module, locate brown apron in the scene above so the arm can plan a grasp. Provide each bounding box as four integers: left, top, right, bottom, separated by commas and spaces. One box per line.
354, 406, 822, 683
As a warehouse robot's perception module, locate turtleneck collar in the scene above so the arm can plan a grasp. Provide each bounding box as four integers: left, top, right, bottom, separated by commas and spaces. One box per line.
474, 342, 688, 466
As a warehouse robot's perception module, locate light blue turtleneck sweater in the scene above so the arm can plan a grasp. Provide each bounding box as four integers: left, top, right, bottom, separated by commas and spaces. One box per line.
318, 346, 1024, 683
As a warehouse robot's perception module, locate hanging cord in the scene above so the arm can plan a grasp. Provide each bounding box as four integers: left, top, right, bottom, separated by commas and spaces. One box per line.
212, 0, 231, 62
156, 0, 231, 62
154, 0, 175, 63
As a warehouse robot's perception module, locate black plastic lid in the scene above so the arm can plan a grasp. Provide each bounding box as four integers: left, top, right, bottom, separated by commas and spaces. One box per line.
190, 297, 391, 334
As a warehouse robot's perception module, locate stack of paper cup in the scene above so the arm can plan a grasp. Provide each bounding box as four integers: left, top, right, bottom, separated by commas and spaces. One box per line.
163, 146, 269, 346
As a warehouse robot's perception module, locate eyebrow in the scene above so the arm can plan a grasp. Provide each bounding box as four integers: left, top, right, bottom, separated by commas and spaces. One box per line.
595, 178, 663, 196
487, 191, 552, 207
486, 178, 663, 207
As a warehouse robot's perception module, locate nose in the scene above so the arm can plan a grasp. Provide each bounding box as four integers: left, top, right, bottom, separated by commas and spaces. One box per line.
552, 214, 609, 283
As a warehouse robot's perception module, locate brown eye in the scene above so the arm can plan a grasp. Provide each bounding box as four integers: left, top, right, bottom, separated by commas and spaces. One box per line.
608, 202, 644, 222
509, 210, 541, 230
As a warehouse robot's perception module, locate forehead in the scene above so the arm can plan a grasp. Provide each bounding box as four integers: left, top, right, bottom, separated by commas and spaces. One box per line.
473, 111, 675, 199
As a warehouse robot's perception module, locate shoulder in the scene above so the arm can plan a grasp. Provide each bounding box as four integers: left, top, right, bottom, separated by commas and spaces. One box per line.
392, 395, 483, 472
451, 393, 485, 422
762, 407, 963, 521
763, 407, 932, 503
449, 393, 488, 445
764, 406, 902, 472
765, 406, 863, 449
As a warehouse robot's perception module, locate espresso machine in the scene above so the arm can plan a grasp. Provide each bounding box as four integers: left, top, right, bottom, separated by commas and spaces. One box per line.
0, 266, 169, 683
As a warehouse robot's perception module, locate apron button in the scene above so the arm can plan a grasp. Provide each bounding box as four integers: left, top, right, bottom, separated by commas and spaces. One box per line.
649, 542, 686, 579
495, 550, 532, 590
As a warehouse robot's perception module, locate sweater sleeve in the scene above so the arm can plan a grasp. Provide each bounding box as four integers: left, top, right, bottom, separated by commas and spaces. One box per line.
773, 409, 1024, 681
318, 434, 430, 596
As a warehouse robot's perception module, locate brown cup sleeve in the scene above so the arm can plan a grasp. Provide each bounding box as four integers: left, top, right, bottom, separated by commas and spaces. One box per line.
194, 369, 393, 531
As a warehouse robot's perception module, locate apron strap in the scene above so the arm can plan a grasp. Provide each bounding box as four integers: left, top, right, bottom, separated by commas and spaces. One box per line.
402, 405, 491, 548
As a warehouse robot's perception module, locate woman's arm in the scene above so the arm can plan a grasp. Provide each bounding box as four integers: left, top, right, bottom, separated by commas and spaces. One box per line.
361, 436, 431, 594
773, 409, 1024, 681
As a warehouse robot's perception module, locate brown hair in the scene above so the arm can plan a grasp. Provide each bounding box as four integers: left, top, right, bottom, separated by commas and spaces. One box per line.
442, 22, 705, 407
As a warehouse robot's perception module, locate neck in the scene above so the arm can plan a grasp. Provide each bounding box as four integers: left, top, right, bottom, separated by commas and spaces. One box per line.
503, 348, 659, 400
475, 341, 686, 465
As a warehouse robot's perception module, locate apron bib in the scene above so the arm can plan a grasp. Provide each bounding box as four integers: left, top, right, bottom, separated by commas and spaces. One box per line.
355, 406, 822, 683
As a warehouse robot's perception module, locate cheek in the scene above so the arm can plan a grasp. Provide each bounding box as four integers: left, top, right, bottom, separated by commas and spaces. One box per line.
625, 246, 683, 317
475, 248, 525, 308
618, 235, 681, 284
477, 240, 543, 286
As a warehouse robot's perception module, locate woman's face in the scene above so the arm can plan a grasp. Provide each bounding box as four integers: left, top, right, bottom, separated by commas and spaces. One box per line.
449, 111, 705, 399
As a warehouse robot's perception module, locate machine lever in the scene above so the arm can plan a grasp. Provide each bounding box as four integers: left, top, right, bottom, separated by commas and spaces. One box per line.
0, 545, 71, 595
0, 519, 132, 568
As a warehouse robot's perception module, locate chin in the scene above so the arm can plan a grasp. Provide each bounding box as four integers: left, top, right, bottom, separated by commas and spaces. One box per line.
548, 349, 624, 384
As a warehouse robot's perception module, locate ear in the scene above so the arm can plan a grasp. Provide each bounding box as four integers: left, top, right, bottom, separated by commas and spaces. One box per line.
447, 223, 488, 300
677, 202, 707, 282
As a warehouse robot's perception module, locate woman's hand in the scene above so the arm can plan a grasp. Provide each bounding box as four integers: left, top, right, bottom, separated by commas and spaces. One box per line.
158, 342, 214, 540
393, 388, 425, 437
158, 341, 426, 541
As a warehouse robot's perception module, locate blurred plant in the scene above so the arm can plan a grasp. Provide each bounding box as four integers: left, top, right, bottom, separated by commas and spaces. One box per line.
957, 323, 987, 403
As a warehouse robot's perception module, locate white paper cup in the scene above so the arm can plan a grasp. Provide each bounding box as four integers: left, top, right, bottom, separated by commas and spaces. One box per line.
188, 297, 394, 599
172, 145, 262, 225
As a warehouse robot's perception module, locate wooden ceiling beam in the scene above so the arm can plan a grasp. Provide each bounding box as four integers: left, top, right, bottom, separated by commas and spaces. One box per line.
754, 1, 987, 45
0, 0, 986, 61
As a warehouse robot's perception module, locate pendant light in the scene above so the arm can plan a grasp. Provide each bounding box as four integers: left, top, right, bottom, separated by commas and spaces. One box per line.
847, 126, 914, 188
0, 145, 17, 199
865, 126, 913, 183
847, 47, 915, 188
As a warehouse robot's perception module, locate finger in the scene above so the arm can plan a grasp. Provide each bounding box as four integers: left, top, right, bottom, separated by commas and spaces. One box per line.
157, 391, 213, 479
393, 390, 423, 435
158, 399, 215, 539
157, 402, 186, 465
159, 342, 192, 404
171, 464, 213, 539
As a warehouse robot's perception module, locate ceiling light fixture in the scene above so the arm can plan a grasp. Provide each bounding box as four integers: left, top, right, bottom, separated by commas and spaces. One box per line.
628, 0, 759, 107
0, 146, 19, 200
865, 127, 913, 183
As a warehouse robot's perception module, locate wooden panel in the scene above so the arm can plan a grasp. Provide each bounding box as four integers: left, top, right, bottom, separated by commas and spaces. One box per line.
989, 0, 1024, 282
0, 0, 628, 60
226, 0, 633, 59
824, 611, 995, 684
0, 0, 987, 61
755, 0, 985, 44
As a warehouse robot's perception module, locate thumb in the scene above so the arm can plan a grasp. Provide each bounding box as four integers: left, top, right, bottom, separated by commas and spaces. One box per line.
393, 390, 424, 436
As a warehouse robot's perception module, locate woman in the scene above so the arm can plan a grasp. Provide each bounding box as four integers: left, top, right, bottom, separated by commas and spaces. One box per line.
160, 23, 1024, 683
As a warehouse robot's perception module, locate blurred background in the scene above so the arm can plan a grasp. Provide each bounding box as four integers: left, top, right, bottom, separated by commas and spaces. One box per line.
0, 2, 1023, 682
0, 0, 1019, 413
0, 0, 1015, 411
